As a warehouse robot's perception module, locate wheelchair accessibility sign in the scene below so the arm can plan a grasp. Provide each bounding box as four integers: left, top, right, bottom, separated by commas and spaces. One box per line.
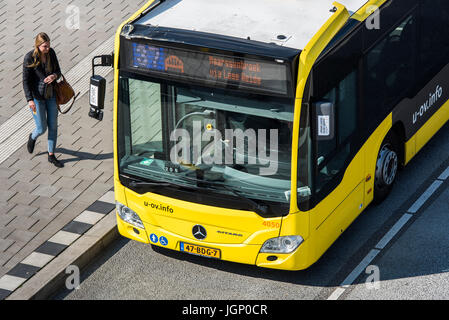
159, 236, 168, 246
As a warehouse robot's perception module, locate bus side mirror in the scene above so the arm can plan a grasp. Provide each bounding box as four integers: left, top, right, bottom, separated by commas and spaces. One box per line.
97, 55, 113, 67
89, 54, 114, 121
314, 101, 335, 141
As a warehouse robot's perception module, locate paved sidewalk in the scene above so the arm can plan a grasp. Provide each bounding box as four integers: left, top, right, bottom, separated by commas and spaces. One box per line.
0, 0, 146, 125
0, 0, 147, 299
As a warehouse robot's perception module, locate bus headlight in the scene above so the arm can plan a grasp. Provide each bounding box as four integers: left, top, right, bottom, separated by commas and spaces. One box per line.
116, 202, 145, 229
260, 236, 304, 254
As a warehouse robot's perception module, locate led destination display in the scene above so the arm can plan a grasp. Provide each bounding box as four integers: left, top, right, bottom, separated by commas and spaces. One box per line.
128, 42, 290, 96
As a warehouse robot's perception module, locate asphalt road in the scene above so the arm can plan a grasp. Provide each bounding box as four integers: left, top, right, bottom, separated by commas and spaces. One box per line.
54, 120, 449, 301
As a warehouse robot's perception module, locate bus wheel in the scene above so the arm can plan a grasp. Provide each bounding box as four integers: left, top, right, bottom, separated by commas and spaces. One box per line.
374, 134, 399, 204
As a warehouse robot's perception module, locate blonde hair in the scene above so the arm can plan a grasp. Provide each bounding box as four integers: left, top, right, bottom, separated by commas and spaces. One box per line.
27, 32, 52, 73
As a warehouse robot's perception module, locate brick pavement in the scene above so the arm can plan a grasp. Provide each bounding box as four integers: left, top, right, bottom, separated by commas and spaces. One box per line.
0, 0, 147, 125
0, 0, 147, 281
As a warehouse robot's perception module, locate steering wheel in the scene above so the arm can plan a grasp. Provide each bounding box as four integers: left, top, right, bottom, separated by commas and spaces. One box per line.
175, 109, 221, 165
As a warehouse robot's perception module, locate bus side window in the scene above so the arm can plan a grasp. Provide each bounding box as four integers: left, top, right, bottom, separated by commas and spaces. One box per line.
314, 70, 358, 193
312, 27, 361, 196
364, 13, 416, 130
419, 0, 449, 80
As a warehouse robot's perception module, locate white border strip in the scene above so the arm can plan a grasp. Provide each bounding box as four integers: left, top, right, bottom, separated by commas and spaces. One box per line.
407, 180, 442, 214
375, 213, 412, 250
327, 287, 346, 301
340, 249, 380, 287
438, 166, 449, 181
0, 275, 27, 292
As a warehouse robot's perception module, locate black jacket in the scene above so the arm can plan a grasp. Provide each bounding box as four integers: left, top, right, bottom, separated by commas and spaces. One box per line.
22, 48, 62, 102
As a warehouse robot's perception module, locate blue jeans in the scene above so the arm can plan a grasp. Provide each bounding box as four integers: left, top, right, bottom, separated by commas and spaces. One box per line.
31, 97, 58, 154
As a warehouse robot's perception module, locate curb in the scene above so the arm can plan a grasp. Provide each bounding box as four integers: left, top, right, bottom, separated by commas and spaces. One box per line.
1, 191, 119, 300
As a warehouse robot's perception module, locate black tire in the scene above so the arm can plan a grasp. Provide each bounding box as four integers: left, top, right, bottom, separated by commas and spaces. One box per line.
373, 132, 400, 204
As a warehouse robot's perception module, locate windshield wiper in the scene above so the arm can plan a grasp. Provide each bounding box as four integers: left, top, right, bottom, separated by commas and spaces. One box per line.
183, 174, 269, 216
221, 184, 269, 216
121, 174, 172, 188
123, 174, 211, 193
129, 180, 172, 188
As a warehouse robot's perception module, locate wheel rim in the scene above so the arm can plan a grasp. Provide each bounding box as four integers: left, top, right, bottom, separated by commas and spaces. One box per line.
376, 144, 398, 188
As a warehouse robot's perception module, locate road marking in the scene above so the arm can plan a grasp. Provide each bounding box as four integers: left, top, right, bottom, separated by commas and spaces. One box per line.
437, 166, 449, 181
0, 36, 114, 165
407, 180, 442, 214
327, 249, 380, 300
328, 165, 449, 300
340, 249, 380, 287
327, 287, 346, 300
375, 213, 412, 250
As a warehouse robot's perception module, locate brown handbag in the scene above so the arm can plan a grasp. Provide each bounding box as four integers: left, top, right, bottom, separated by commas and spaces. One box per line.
54, 75, 80, 114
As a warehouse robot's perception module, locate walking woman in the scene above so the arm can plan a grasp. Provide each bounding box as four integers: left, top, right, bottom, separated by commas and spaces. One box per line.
22, 32, 64, 168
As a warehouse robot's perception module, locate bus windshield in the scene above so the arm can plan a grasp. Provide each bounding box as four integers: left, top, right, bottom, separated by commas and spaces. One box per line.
117, 73, 294, 205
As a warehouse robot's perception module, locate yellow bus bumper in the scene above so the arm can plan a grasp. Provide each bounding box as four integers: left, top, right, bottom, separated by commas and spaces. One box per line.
116, 213, 312, 271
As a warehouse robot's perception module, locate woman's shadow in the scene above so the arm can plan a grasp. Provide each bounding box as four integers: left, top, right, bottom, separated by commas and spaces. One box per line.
35, 147, 113, 164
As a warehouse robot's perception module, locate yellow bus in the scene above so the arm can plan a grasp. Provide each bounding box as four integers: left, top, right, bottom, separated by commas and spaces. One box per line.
90, 0, 449, 270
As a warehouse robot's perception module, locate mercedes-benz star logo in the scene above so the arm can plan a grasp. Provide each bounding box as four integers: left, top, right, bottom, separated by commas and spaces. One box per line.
192, 225, 207, 240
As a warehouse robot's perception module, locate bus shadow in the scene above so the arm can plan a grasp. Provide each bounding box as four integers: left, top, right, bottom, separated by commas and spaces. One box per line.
151, 187, 449, 292
150, 244, 337, 288
52, 237, 131, 300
